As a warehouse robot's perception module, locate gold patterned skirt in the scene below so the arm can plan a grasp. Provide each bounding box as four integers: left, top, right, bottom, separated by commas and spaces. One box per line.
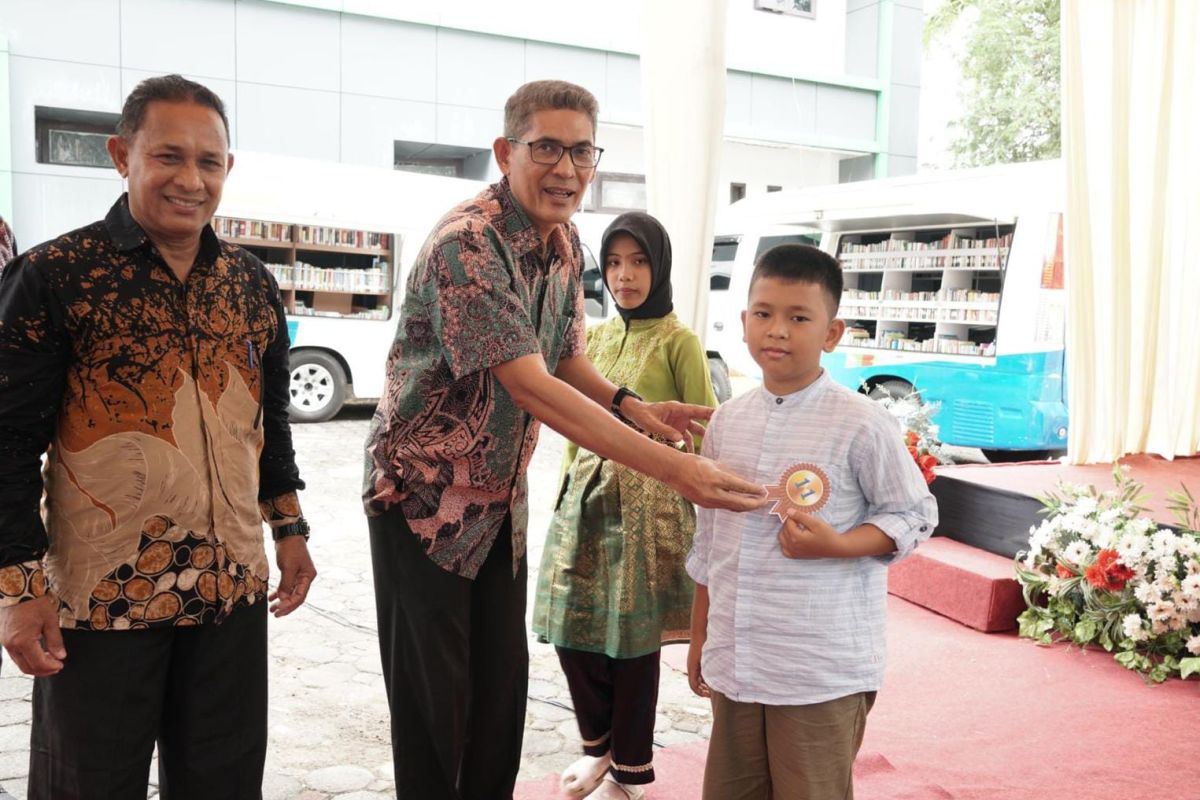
532, 450, 695, 659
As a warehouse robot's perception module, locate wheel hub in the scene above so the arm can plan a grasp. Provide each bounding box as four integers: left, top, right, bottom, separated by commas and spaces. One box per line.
290, 364, 334, 411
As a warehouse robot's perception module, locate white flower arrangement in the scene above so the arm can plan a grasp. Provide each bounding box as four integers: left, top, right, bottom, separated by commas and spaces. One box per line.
1014, 466, 1200, 683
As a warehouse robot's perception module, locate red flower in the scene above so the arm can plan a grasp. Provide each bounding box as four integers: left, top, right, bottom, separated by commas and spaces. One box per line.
918, 454, 939, 471
906, 431, 920, 447
1056, 563, 1075, 579
907, 445, 919, 459
1084, 549, 1134, 591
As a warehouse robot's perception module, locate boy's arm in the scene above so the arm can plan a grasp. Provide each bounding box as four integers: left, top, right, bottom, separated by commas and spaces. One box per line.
687, 583, 711, 697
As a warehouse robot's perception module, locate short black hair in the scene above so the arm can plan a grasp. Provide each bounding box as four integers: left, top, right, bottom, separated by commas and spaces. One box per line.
117, 74, 230, 142
749, 243, 843, 316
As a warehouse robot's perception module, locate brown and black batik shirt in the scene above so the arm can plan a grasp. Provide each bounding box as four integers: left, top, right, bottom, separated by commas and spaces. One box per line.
0, 195, 305, 630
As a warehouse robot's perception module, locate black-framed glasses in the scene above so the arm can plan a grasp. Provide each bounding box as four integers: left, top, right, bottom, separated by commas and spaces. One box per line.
506, 138, 604, 169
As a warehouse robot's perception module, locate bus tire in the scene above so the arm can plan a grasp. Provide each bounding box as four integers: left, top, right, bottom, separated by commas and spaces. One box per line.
708, 353, 732, 404
866, 379, 916, 402
288, 350, 347, 423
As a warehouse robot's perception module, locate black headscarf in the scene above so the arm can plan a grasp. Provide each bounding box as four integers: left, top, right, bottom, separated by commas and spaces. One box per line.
600, 211, 674, 323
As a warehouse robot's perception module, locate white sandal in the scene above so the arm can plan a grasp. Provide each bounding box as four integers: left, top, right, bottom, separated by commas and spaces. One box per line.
593, 773, 646, 800
560, 753, 612, 798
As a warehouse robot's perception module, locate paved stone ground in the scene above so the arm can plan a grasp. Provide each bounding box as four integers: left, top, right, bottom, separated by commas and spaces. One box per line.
0, 403, 712, 799
0, 378, 984, 798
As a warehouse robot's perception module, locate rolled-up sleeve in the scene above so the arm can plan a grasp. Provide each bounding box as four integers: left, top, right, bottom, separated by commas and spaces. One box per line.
854, 413, 939, 563
0, 256, 68, 580
432, 222, 542, 379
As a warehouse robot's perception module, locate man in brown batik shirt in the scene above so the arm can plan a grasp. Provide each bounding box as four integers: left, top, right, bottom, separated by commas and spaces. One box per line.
0, 74, 316, 800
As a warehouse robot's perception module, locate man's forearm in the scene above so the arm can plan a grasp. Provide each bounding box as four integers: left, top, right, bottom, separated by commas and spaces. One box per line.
554, 354, 619, 408
495, 355, 680, 483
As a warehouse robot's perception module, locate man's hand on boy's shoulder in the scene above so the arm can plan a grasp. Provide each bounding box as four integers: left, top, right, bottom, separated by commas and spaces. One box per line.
778, 510, 850, 559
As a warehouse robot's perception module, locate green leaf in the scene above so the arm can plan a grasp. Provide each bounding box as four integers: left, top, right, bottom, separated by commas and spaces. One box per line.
1073, 619, 1098, 643
1114, 650, 1140, 669
1098, 629, 1114, 652
1180, 658, 1200, 680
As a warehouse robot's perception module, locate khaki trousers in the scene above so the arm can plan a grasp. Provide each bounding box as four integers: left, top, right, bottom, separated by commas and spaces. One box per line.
702, 690, 876, 800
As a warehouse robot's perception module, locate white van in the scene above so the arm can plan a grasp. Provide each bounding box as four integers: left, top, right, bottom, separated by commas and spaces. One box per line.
705, 160, 1068, 459
219, 152, 618, 421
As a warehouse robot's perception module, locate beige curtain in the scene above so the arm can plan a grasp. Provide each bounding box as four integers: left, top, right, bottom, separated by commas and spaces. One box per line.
639, 0, 727, 333
1063, 0, 1200, 463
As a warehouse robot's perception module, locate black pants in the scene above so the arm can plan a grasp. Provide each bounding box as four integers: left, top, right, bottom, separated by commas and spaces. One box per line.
28, 600, 268, 800
556, 646, 661, 785
369, 508, 529, 800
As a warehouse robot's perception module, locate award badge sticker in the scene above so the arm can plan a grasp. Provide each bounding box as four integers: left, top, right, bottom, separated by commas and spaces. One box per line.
765, 462, 831, 521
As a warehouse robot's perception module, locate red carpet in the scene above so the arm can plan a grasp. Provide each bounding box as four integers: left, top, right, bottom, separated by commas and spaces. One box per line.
518, 596, 1200, 799
937, 453, 1200, 529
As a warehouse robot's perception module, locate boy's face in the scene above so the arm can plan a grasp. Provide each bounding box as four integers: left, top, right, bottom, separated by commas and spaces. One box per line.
741, 277, 845, 395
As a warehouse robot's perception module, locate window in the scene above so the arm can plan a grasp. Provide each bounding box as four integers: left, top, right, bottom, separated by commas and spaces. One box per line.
730, 183, 747, 204
590, 173, 646, 213
394, 159, 462, 178
767, 185, 783, 193
753, 0, 815, 18
710, 236, 741, 291
393, 141, 491, 180
35, 107, 119, 169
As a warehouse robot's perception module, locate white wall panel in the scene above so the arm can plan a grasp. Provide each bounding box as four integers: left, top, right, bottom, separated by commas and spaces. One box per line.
236, 82, 339, 160
340, 93, 434, 167
0, 0, 119, 64
340, 15, 436, 102
235, 0, 340, 91
120, 0, 236, 79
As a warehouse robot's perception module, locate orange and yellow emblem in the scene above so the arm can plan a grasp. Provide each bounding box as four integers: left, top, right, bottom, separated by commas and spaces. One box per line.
765, 462, 831, 521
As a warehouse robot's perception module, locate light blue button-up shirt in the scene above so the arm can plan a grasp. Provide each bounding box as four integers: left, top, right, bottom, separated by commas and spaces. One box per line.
686, 372, 938, 706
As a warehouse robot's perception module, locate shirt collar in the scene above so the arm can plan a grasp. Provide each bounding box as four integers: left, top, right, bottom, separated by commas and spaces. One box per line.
759, 369, 832, 409
104, 193, 222, 263
492, 177, 572, 264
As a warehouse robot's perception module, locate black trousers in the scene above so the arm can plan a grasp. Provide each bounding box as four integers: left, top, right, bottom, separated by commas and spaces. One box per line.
369, 508, 529, 800
28, 600, 268, 800
556, 646, 661, 785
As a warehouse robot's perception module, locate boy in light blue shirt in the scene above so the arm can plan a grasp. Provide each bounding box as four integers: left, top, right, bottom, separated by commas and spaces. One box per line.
687, 244, 937, 800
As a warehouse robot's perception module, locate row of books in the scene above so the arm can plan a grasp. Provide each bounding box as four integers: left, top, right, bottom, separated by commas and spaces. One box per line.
876, 290, 1000, 304
840, 329, 996, 356
881, 308, 999, 323
839, 232, 1014, 255
214, 217, 292, 242
296, 225, 391, 249
214, 217, 393, 250
842, 253, 1008, 271
290, 304, 390, 320
266, 263, 390, 293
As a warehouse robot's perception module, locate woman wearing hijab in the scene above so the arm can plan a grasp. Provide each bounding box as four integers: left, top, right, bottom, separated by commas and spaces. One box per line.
533, 212, 718, 800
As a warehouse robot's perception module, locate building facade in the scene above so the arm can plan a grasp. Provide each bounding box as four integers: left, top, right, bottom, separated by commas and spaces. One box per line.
0, 0, 921, 247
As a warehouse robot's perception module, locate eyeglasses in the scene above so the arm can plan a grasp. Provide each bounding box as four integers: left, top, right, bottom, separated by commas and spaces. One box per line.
506, 138, 604, 169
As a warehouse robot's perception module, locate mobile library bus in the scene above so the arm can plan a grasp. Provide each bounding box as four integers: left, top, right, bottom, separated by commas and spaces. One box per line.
219, 152, 616, 421
706, 160, 1067, 460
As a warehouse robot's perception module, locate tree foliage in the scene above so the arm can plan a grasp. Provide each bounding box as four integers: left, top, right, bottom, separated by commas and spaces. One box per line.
926, 0, 1061, 167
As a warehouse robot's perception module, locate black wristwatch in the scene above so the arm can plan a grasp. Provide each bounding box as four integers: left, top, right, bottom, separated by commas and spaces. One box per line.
272, 517, 311, 542
611, 386, 642, 421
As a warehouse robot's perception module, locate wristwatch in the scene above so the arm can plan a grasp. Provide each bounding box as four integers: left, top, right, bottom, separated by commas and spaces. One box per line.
272, 517, 311, 542
611, 386, 642, 421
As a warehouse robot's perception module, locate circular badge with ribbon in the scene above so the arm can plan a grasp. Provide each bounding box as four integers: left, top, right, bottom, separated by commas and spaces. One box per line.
764, 462, 831, 521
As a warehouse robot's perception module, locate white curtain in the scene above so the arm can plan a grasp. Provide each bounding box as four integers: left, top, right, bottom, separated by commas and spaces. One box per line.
1063, 0, 1200, 463
639, 0, 727, 333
